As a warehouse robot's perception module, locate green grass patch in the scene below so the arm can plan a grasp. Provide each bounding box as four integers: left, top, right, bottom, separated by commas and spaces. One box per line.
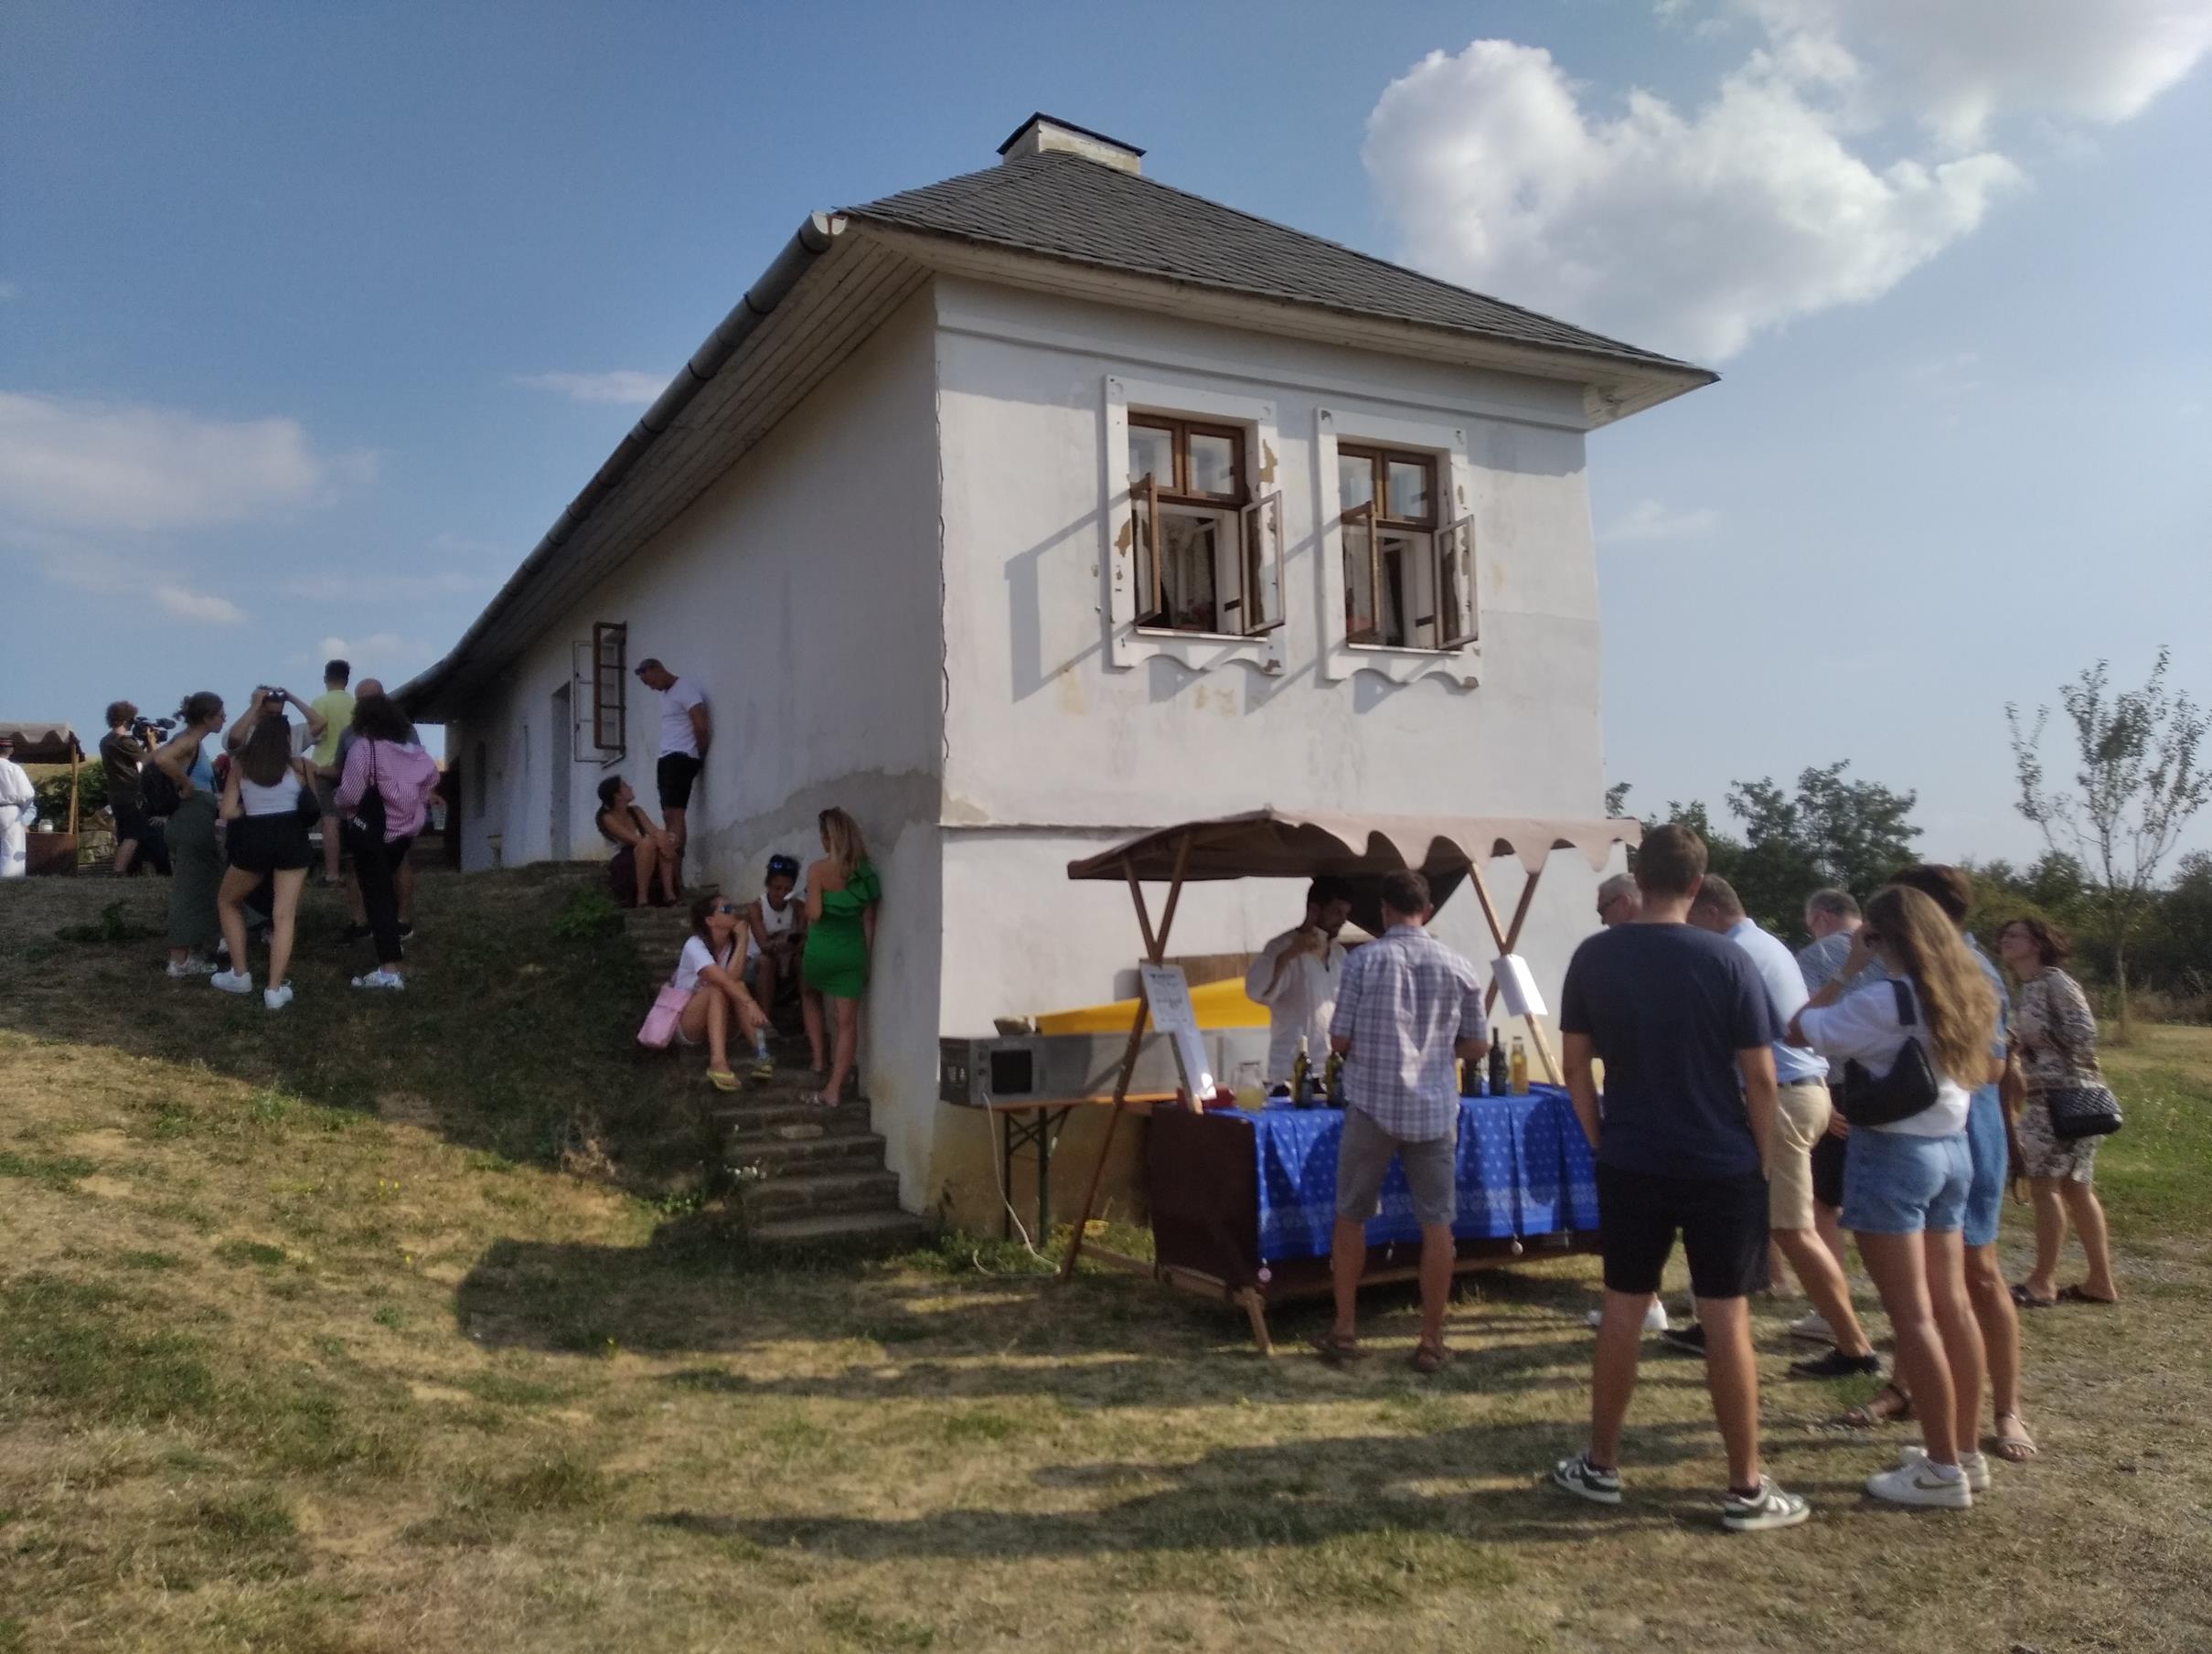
119, 1249, 187, 1271
0, 1150, 96, 1187
215, 1238, 287, 1267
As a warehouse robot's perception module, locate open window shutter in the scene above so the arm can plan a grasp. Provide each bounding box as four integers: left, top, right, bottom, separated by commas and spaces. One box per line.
1133, 473, 1163, 625
571, 643, 593, 761
591, 622, 627, 753
1237, 490, 1286, 636
1435, 514, 1477, 648
1341, 500, 1376, 643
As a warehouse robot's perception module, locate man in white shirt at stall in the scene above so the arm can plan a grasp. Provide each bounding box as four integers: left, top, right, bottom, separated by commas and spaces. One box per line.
0, 732, 37, 879
633, 657, 711, 888
1244, 877, 1355, 1094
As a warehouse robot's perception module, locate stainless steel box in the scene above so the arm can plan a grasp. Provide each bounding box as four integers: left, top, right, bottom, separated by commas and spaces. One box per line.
938, 1029, 1271, 1107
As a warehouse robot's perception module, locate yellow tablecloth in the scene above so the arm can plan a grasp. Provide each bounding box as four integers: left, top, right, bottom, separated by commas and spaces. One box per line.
1034, 976, 1266, 1034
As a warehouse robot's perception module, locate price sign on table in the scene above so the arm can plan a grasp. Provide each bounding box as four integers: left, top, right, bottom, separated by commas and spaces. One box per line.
1139, 964, 1216, 1104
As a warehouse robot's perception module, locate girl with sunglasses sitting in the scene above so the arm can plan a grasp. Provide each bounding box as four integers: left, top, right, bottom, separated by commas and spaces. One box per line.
675, 893, 775, 1090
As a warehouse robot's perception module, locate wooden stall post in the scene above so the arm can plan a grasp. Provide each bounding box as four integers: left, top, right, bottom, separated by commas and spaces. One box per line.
67, 743, 81, 837
1466, 861, 1563, 1085
1058, 833, 1191, 1279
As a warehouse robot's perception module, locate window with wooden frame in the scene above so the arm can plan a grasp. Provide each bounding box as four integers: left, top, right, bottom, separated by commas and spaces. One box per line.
588, 623, 626, 755
1336, 444, 1474, 650
1128, 416, 1283, 637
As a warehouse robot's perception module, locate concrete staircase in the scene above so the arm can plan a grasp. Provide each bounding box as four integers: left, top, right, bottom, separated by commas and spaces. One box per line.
620, 899, 926, 1248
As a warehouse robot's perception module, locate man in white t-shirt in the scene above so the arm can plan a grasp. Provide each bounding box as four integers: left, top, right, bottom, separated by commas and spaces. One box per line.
1244, 878, 1354, 1091
634, 657, 710, 885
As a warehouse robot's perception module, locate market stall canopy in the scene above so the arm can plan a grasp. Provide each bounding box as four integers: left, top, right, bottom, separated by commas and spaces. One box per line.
1067, 810, 1640, 931
0, 722, 84, 764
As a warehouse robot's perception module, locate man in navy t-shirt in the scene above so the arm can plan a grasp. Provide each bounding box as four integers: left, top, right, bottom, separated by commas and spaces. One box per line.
1544, 823, 1810, 1533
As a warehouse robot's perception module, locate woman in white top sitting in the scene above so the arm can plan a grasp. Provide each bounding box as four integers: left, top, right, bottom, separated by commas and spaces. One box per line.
1790, 883, 1999, 1510
214, 693, 320, 1010
674, 893, 775, 1092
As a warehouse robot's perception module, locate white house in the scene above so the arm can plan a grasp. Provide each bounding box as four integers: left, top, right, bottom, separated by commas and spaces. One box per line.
401, 114, 1713, 1226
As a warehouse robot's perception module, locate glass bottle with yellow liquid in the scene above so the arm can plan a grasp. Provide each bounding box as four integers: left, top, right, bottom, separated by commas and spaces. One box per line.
1509, 1037, 1530, 1094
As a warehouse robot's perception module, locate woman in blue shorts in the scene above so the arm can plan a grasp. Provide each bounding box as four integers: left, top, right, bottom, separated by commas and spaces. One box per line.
1792, 885, 1999, 1510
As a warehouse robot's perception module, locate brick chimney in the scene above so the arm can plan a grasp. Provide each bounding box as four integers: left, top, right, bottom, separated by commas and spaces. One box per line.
997, 113, 1144, 175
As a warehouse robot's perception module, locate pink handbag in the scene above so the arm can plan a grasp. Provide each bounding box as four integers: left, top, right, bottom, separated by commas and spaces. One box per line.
636, 983, 691, 1050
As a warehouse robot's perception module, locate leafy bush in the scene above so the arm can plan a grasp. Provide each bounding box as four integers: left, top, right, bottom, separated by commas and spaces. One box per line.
551, 887, 625, 941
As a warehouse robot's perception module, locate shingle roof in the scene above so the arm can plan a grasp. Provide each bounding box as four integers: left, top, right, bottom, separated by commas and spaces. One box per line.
849, 151, 1703, 376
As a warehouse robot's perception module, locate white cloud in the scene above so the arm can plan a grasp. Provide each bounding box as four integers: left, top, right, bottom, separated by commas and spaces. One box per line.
153, 585, 247, 624
1364, 4, 2211, 360
315, 634, 433, 678
283, 570, 488, 602
0, 389, 374, 533
30, 541, 246, 625
1600, 500, 1723, 543
513, 370, 666, 406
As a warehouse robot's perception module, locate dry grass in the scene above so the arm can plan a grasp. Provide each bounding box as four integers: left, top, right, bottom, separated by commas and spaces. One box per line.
2, 871, 2208, 1653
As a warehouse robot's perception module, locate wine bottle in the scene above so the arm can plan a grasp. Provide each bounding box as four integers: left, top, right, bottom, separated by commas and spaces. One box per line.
1291, 1037, 1313, 1107
1323, 1050, 1345, 1106
1487, 1030, 1509, 1096
1510, 1037, 1529, 1095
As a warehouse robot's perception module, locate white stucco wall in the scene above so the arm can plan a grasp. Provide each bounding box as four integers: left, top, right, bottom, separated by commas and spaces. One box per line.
442, 293, 950, 1199
930, 278, 1614, 1030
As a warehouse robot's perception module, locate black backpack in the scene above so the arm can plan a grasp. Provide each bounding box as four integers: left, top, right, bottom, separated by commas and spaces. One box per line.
138, 755, 183, 818
1837, 979, 1943, 1128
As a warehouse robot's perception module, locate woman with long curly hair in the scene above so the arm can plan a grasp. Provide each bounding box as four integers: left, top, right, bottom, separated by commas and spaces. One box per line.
800, 806, 880, 1107
213, 690, 319, 1009
1790, 884, 1998, 1510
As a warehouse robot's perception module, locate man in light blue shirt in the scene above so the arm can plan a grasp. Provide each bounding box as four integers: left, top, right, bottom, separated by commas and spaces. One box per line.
1689, 877, 1880, 1377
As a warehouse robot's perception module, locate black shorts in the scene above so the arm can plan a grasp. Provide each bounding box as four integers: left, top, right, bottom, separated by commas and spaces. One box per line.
112, 798, 151, 844
657, 752, 702, 811
1597, 1163, 1770, 1301
1811, 1130, 1848, 1211
227, 814, 312, 875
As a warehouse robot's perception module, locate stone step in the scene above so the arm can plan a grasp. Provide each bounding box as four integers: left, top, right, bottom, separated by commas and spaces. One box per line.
743, 1167, 903, 1217
708, 1096, 871, 1134
724, 1129, 887, 1172
746, 1209, 932, 1248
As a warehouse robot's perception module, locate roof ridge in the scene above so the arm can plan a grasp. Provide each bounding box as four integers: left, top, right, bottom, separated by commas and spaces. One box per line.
850, 150, 1701, 374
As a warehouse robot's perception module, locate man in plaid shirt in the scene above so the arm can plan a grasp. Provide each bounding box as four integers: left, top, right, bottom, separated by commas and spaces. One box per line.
1314, 869, 1489, 1372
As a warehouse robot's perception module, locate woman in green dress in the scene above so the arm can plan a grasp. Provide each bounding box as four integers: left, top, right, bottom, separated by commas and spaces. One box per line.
801, 806, 880, 1106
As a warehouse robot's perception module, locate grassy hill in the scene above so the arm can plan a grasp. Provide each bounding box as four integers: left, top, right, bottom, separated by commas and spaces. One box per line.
2, 869, 2208, 1653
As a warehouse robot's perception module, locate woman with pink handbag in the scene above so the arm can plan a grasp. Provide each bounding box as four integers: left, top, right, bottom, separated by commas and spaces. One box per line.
638, 894, 775, 1091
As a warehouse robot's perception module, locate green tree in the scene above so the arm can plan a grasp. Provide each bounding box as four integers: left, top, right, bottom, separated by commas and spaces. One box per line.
2008, 647, 2211, 1031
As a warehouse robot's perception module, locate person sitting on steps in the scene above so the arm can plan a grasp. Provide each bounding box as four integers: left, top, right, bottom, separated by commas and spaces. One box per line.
674, 893, 775, 1092
595, 774, 679, 909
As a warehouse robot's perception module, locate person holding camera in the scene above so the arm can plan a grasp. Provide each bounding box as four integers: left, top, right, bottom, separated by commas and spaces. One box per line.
101, 701, 157, 875
211, 689, 319, 1009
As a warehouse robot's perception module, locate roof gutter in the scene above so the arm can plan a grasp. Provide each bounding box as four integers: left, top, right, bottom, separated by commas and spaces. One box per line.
399, 211, 845, 719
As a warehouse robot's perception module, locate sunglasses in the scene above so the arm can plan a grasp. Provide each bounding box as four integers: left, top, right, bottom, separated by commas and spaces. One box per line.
710, 902, 740, 916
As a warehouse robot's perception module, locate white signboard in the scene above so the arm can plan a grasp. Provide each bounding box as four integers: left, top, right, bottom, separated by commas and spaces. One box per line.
1491, 954, 1549, 1020
1139, 964, 1216, 1104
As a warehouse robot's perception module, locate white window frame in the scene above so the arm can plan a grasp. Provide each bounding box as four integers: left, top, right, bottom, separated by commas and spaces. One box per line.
1102, 375, 1284, 676
1314, 405, 1480, 688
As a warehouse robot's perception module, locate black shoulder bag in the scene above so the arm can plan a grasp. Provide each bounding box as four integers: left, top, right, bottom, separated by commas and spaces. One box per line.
1838, 980, 1942, 1128
341, 740, 387, 854
2036, 981, 2123, 1140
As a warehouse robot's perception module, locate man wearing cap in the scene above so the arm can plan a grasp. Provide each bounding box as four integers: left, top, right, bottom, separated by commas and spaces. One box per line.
634, 658, 709, 886
0, 731, 36, 879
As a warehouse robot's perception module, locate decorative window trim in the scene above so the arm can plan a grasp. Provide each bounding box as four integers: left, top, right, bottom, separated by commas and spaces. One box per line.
1102, 375, 1284, 675
582, 622, 626, 761
1314, 406, 1481, 688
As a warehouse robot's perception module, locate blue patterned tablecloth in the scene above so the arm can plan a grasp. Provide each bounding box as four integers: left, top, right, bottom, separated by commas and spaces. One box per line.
1251, 1087, 1599, 1263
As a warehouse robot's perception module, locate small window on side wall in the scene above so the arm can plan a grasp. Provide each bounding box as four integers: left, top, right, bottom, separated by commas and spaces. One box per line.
1337, 444, 1473, 650
590, 623, 627, 753
1129, 416, 1282, 638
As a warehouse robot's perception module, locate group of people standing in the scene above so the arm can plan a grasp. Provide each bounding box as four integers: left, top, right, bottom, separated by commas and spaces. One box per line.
1246, 825, 2117, 1532
599, 656, 882, 1108
134, 661, 440, 1007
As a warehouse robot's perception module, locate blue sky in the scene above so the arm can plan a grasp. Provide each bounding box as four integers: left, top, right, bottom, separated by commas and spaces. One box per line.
5, 1, 2207, 866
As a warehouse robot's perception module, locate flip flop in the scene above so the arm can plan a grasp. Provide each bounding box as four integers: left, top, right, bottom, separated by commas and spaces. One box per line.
2057, 1285, 2118, 1306
1308, 1330, 1368, 1364
706, 1069, 740, 1093
1836, 1381, 1912, 1430
1410, 1341, 1448, 1375
2010, 1282, 2057, 1309
1993, 1411, 2039, 1464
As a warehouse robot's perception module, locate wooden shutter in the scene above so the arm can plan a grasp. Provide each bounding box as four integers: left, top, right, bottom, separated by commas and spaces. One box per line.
591, 622, 626, 752
1435, 514, 1477, 648
1133, 473, 1163, 625
1341, 500, 1377, 643
1238, 490, 1286, 635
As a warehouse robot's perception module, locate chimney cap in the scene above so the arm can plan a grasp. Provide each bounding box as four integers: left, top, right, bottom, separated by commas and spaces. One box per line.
997, 113, 1145, 173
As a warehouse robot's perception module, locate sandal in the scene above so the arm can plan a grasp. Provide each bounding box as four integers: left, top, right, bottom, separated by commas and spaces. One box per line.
799, 1089, 840, 1109
1836, 1381, 1912, 1430
1308, 1330, 1368, 1364
706, 1069, 740, 1093
1993, 1411, 2039, 1463
1410, 1341, 1448, 1375
2057, 1285, 2118, 1306
2010, 1282, 2057, 1309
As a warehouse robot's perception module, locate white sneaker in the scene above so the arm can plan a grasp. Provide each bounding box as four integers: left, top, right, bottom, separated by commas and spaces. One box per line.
167, 957, 218, 979
1898, 1445, 1991, 1494
210, 969, 253, 996
1720, 1476, 1812, 1533
263, 984, 294, 1012
1788, 1310, 1833, 1342
1587, 1300, 1671, 1334
350, 969, 405, 991
1865, 1461, 1972, 1509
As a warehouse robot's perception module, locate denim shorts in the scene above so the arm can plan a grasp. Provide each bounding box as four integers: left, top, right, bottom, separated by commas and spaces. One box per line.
1842, 1127, 1972, 1236
1961, 1085, 2008, 1248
